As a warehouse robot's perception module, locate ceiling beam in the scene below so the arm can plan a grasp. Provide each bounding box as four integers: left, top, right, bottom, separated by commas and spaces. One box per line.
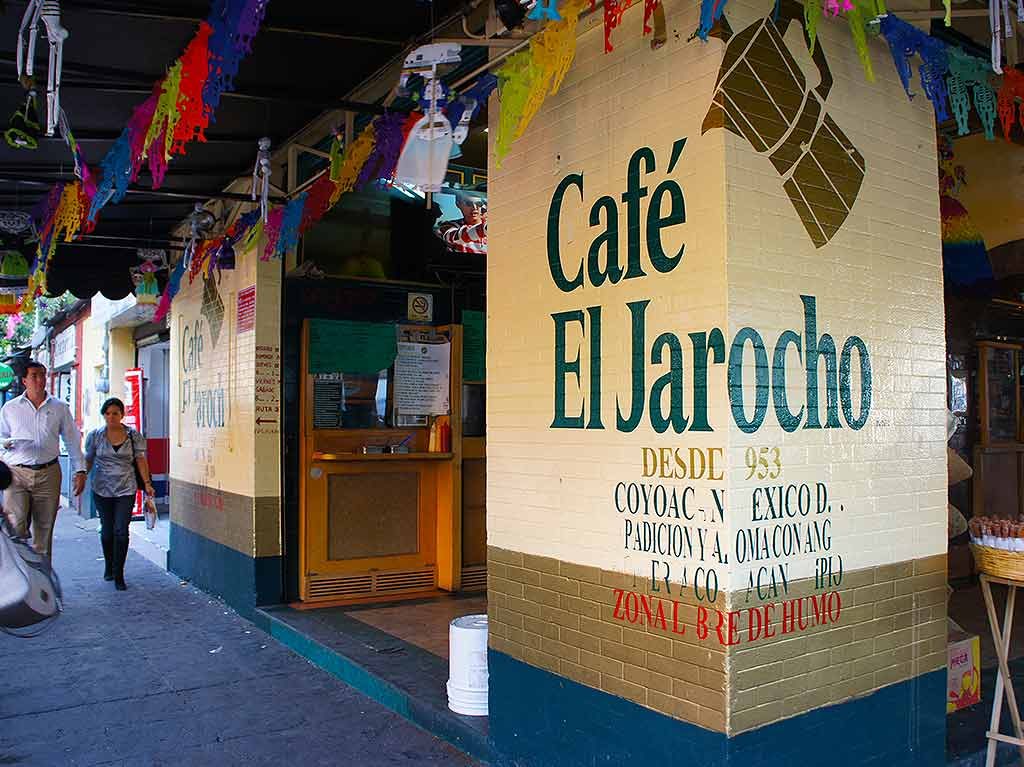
53, 1, 409, 46
0, 163, 254, 177
0, 82, 396, 115
62, 239, 186, 252
0, 176, 282, 203
44, 131, 271, 144
0, 56, 396, 114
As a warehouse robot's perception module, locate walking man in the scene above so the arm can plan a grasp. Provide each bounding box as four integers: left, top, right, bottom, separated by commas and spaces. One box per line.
0, 360, 86, 561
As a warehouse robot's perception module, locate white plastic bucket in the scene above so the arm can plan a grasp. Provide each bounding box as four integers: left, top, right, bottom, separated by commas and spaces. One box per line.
447, 614, 489, 716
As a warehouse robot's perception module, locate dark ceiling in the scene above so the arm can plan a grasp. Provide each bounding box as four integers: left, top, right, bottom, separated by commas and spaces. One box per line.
0, 0, 469, 298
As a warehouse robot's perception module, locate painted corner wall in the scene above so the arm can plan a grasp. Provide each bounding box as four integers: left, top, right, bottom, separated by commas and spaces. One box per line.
169, 244, 283, 612
720, 0, 947, 732
486, 0, 946, 761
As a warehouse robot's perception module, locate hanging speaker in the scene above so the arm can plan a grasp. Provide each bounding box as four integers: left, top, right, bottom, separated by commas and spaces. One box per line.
494, 0, 529, 30
4, 92, 40, 151
216, 239, 236, 271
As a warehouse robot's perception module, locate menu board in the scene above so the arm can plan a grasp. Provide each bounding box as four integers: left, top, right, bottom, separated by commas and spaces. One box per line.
308, 319, 397, 375
313, 374, 344, 429
394, 341, 451, 416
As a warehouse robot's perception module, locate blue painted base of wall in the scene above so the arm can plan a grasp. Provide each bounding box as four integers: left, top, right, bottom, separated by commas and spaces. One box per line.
168, 522, 281, 618
489, 651, 947, 767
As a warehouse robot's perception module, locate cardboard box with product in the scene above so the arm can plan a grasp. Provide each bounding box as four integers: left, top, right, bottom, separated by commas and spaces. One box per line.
948, 628, 981, 713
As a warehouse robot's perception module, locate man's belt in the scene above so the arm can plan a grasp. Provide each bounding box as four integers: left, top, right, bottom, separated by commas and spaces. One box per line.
16, 459, 58, 470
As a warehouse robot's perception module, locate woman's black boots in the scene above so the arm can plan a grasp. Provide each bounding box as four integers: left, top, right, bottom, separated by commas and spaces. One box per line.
101, 534, 114, 581
113, 535, 129, 590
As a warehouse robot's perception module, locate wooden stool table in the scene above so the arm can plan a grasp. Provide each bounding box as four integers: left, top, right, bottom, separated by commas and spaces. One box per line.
980, 573, 1024, 767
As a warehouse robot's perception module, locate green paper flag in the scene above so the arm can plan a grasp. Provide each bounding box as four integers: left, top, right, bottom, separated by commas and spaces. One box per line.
463, 310, 486, 382
308, 319, 398, 375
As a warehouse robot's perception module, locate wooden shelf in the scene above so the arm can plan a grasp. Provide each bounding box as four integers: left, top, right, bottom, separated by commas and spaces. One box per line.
312, 451, 454, 462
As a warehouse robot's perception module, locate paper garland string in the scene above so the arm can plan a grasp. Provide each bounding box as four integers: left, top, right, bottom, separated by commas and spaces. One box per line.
154, 257, 186, 323
329, 131, 345, 182
997, 68, 1024, 139
825, 0, 852, 16
948, 47, 997, 139
356, 113, 408, 190
38, 0, 1024, 327
269, 192, 306, 261
529, 0, 563, 20
144, 61, 184, 167
592, 0, 669, 50
495, 0, 587, 165
879, 15, 951, 123
605, 0, 638, 50
23, 0, 269, 318
805, 0, 823, 52
204, 0, 267, 117
843, 0, 877, 81
173, 22, 214, 152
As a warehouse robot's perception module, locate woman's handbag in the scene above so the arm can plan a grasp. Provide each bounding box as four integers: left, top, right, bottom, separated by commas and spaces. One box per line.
128, 428, 145, 491
144, 496, 158, 530
0, 517, 62, 634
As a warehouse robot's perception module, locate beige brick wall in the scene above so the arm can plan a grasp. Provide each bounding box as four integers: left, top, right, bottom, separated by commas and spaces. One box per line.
727, 554, 947, 733
490, 547, 947, 735
489, 546, 728, 733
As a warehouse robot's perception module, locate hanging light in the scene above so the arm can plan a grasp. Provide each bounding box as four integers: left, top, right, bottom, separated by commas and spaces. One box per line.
0, 250, 30, 280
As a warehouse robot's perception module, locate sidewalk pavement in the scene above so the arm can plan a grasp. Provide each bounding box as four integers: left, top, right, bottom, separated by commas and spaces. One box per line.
0, 509, 478, 767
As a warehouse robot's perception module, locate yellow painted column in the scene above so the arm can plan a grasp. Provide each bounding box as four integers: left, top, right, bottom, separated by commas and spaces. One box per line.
486, 0, 946, 763
168, 245, 283, 611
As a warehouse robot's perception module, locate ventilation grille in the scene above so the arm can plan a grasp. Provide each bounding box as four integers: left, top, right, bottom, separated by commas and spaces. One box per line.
461, 565, 487, 592
375, 569, 436, 593
307, 568, 436, 601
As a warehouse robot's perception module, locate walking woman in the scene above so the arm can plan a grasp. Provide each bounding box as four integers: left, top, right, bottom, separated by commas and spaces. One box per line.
85, 398, 155, 590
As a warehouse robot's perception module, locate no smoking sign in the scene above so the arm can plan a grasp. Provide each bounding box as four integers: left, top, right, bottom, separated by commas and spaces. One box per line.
408, 292, 433, 322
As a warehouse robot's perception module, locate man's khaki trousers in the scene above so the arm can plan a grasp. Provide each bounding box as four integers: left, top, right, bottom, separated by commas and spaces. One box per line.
4, 463, 62, 561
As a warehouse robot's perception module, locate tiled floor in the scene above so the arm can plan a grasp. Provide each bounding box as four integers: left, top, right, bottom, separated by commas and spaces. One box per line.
0, 510, 477, 766
345, 595, 488, 659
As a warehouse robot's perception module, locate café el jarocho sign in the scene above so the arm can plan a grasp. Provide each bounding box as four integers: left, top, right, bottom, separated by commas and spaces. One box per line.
180, 315, 226, 430
544, 140, 871, 644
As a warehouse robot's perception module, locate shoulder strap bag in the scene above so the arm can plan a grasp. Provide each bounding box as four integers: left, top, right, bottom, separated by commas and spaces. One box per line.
128, 428, 145, 492
0, 517, 62, 636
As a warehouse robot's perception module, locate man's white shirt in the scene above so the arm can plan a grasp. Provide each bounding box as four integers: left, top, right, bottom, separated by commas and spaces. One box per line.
0, 394, 86, 471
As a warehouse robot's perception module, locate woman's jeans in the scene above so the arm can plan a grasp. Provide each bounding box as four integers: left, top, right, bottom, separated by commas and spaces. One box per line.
94, 494, 134, 539
94, 494, 134, 579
